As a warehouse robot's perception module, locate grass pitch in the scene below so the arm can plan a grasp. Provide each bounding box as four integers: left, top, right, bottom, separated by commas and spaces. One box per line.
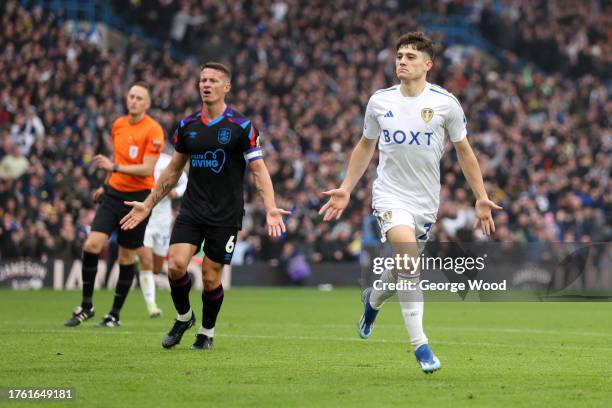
0, 288, 611, 407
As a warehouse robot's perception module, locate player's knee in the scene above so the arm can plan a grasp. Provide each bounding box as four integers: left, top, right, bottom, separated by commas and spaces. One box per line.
118, 249, 136, 265
202, 264, 222, 290
83, 237, 104, 254
202, 275, 221, 291
140, 257, 153, 271
168, 257, 189, 278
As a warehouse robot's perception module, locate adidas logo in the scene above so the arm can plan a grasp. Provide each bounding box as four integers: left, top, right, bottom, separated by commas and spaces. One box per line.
384, 111, 394, 118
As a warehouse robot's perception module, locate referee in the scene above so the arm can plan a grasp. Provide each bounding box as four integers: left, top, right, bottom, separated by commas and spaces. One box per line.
64, 82, 164, 327
120, 63, 289, 350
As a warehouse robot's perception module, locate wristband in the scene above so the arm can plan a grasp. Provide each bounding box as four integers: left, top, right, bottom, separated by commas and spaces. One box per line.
112, 164, 119, 172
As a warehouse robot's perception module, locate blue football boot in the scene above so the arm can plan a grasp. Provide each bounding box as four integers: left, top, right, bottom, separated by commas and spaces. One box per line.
358, 287, 379, 339
414, 344, 441, 374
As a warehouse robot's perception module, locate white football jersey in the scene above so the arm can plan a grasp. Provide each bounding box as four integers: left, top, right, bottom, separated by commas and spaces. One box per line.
363, 82, 467, 214
148, 153, 188, 229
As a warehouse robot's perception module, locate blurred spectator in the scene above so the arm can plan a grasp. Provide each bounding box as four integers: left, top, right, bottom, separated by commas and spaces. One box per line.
281, 241, 311, 285
0, 144, 29, 180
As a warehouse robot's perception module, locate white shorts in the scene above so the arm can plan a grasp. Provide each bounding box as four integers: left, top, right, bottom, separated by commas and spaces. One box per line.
143, 223, 171, 256
373, 207, 437, 250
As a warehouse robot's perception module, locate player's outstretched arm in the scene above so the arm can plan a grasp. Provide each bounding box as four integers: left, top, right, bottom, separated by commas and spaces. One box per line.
248, 159, 290, 238
120, 152, 189, 230
453, 138, 502, 235
319, 136, 377, 221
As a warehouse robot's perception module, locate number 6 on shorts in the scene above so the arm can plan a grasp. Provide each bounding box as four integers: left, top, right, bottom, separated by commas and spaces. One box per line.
225, 235, 235, 253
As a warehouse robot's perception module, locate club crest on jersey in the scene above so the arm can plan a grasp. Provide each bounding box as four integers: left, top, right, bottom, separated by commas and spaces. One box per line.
382, 211, 392, 222
218, 128, 232, 144
421, 108, 434, 123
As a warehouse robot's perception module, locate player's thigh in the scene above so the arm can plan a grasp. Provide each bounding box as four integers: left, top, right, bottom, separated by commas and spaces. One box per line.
202, 226, 238, 265
376, 209, 420, 275
169, 214, 204, 250
388, 212, 436, 278
89, 195, 121, 252
387, 225, 420, 269
386, 224, 417, 243
168, 215, 203, 276
374, 208, 417, 243
167, 243, 198, 278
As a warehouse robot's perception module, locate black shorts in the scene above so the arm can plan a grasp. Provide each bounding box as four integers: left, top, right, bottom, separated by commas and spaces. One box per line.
169, 213, 238, 265
91, 186, 150, 249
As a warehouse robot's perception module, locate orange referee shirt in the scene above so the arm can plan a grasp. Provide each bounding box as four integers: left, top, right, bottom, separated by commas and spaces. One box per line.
108, 114, 165, 192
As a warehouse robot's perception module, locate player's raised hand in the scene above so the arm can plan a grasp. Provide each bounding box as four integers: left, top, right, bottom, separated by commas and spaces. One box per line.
120, 201, 152, 230
473, 198, 503, 236
266, 208, 291, 237
319, 188, 350, 221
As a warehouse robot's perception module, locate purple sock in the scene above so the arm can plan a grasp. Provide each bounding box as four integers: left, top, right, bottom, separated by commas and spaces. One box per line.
169, 273, 192, 315
202, 285, 224, 330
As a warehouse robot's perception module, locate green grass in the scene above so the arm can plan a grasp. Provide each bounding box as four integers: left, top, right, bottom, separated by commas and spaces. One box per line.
0, 289, 611, 407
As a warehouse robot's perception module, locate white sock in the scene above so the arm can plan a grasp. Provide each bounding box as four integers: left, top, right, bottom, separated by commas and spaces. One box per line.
138, 270, 157, 309
370, 268, 396, 309
198, 326, 214, 337
177, 309, 193, 322
398, 277, 428, 350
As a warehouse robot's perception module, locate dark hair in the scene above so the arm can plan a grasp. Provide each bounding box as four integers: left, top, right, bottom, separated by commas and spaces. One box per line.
395, 32, 435, 60
131, 81, 151, 94
201, 62, 232, 81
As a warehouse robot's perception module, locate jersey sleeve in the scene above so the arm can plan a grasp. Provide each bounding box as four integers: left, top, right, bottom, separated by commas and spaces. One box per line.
144, 122, 165, 156
172, 121, 187, 154
363, 95, 381, 139
446, 99, 468, 142
242, 123, 263, 163
110, 118, 120, 146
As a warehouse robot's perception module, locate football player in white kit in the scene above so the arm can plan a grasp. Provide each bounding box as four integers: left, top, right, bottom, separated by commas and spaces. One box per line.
319, 32, 501, 373
137, 150, 188, 317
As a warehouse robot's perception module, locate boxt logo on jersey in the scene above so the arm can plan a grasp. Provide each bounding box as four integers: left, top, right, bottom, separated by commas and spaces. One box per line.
382, 129, 434, 146
191, 149, 226, 173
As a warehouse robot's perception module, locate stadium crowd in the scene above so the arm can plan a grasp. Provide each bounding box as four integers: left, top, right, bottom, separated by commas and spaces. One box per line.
0, 0, 609, 265
479, 0, 610, 79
